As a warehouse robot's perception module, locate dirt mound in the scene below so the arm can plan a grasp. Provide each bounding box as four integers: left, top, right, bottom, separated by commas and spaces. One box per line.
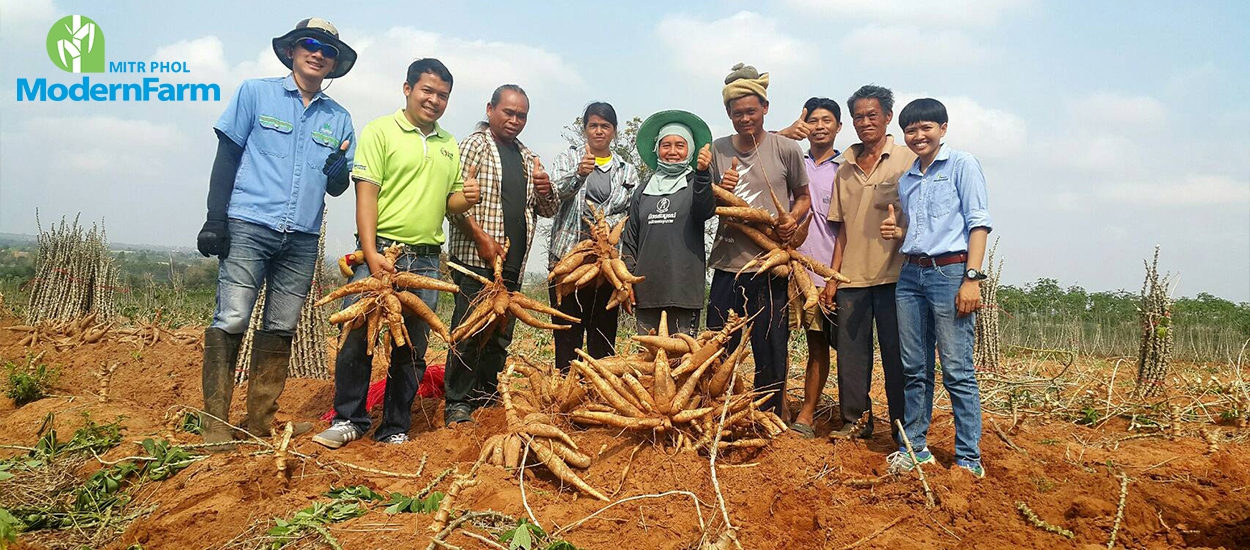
2, 315, 1248, 549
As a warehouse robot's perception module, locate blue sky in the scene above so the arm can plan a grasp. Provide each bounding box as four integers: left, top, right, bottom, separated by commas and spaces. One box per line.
2, 0, 1248, 300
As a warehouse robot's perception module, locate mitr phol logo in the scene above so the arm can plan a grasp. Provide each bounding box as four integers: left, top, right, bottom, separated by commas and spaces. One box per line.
47, 15, 106, 73
17, 14, 220, 103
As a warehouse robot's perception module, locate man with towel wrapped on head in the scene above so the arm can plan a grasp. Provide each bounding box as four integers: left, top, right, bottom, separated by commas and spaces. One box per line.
706, 64, 811, 422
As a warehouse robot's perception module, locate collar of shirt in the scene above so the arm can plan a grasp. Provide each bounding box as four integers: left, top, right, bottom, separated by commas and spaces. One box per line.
281, 74, 327, 105
842, 135, 900, 169
391, 108, 446, 138
906, 142, 950, 176
594, 154, 618, 172
805, 148, 840, 166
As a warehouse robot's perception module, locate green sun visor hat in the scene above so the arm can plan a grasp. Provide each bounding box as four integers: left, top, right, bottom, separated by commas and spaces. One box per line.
272, 18, 357, 79
637, 110, 713, 170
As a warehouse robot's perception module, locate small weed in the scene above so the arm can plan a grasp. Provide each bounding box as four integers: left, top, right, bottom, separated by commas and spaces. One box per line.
178, 411, 203, 435
4, 359, 58, 406
1032, 476, 1056, 493
1077, 406, 1099, 426
1039, 438, 1060, 446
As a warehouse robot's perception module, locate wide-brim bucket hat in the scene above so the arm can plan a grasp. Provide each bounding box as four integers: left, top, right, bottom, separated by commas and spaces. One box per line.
272, 18, 357, 79
637, 110, 713, 170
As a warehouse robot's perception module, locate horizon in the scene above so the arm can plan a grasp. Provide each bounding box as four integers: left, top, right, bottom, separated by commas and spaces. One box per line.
2, 0, 1247, 301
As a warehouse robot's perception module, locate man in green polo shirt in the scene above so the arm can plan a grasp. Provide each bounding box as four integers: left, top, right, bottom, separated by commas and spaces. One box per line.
314, 58, 480, 448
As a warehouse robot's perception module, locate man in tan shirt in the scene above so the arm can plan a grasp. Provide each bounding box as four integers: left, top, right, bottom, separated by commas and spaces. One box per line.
819, 84, 916, 443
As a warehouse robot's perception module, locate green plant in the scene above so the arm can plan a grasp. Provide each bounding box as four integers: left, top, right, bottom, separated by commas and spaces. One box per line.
136, 439, 195, 481
1077, 406, 1099, 426
0, 508, 19, 549
263, 486, 383, 550
383, 491, 443, 514
499, 519, 581, 550
178, 411, 203, 435
265, 501, 366, 550
4, 359, 58, 406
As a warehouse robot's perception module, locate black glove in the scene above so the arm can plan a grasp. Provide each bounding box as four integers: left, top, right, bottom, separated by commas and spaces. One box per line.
197, 220, 230, 259
323, 143, 351, 197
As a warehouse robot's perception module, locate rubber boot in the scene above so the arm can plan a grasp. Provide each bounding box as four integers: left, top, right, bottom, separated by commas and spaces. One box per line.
201, 328, 242, 451
243, 330, 311, 438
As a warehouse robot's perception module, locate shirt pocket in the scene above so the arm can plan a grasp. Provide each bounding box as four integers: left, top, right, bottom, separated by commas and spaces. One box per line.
253, 114, 293, 158
871, 181, 901, 213
307, 127, 339, 170
925, 176, 959, 218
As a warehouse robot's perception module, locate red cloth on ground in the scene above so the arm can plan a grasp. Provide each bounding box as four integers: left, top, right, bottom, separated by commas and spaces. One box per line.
320, 363, 445, 421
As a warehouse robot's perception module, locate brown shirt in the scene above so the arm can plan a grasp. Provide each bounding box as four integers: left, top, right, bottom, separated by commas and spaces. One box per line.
828, 136, 917, 288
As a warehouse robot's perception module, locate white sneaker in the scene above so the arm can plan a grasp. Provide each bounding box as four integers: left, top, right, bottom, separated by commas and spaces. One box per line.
312, 421, 362, 449
381, 433, 409, 445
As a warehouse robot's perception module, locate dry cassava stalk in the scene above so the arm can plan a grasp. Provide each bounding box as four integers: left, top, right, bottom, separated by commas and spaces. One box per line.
97, 362, 119, 403
316, 245, 460, 372
25, 212, 119, 325
449, 240, 578, 342
1134, 245, 1173, 398
1016, 501, 1075, 539
974, 238, 1004, 373
547, 202, 644, 310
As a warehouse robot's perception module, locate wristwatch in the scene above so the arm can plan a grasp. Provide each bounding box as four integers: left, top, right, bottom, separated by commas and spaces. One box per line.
965, 268, 988, 281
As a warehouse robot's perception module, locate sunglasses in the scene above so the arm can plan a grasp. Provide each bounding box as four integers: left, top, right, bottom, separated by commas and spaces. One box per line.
295, 37, 339, 59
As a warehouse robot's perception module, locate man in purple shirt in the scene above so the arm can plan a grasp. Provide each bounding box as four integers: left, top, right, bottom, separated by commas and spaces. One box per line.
781, 97, 844, 437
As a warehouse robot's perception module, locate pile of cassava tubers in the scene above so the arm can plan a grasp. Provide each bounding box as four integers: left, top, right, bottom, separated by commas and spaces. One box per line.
713, 185, 849, 311
316, 245, 460, 363
547, 203, 644, 310
484, 310, 787, 499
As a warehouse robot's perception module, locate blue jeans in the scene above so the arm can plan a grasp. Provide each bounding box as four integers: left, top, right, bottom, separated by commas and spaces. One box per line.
211, 219, 319, 336
331, 249, 440, 440
896, 261, 982, 464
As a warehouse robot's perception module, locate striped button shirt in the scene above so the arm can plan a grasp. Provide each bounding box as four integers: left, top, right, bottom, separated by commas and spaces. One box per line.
545, 146, 639, 270
448, 128, 560, 270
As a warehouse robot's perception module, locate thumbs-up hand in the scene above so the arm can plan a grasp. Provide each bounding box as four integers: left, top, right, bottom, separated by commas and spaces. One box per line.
463, 165, 481, 205
696, 144, 712, 172
719, 157, 740, 192
323, 139, 351, 178
880, 203, 902, 240
777, 108, 813, 141
576, 144, 596, 177
532, 157, 552, 196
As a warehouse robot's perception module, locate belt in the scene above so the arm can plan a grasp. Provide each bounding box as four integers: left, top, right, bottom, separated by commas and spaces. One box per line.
906, 252, 967, 267
375, 238, 442, 257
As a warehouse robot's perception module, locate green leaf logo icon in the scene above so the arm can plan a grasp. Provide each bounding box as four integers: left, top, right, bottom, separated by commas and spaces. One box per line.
46, 15, 106, 73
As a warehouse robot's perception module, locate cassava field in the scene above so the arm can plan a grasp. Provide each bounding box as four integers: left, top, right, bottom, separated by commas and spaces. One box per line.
2, 302, 1249, 550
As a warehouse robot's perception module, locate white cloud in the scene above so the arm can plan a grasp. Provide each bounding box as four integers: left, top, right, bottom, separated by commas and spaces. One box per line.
0, 0, 57, 27
1070, 91, 1168, 130
1096, 175, 1250, 206
782, 0, 1033, 27
20, 116, 188, 172
655, 12, 811, 81
840, 25, 988, 67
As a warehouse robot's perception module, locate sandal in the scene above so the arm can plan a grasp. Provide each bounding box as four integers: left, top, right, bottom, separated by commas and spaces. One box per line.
790, 422, 816, 439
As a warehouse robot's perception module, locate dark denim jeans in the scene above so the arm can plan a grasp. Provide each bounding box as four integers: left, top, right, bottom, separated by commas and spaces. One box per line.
896, 261, 982, 464
707, 269, 789, 416
444, 260, 522, 413
211, 219, 318, 336
330, 250, 440, 440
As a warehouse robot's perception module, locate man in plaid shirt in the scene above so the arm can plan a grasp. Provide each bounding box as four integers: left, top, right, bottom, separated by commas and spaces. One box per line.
444, 84, 558, 425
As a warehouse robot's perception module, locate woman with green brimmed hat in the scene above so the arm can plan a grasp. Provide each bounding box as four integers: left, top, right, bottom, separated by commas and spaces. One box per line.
620, 110, 716, 336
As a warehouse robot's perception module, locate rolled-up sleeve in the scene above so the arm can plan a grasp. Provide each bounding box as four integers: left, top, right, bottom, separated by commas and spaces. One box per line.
957, 155, 993, 232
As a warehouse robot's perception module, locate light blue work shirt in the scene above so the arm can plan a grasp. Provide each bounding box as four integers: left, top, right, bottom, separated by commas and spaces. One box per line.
898, 145, 993, 256
214, 75, 355, 235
